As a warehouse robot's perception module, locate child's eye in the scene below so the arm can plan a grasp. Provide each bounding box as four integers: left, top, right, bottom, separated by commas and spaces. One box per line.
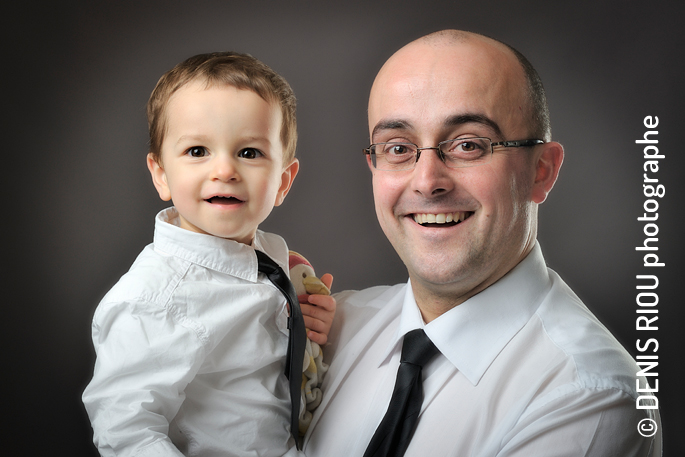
238, 148, 263, 159
186, 146, 208, 158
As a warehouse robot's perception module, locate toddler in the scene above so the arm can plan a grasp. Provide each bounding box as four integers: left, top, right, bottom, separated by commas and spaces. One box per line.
82, 52, 335, 457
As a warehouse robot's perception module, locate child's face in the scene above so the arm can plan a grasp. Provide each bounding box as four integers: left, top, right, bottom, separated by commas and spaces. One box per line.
147, 82, 299, 244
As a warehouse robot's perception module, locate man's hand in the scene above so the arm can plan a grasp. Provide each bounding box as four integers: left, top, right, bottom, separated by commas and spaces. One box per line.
300, 273, 335, 345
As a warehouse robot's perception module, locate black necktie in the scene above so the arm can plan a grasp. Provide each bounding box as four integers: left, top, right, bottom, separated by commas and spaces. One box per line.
363, 329, 440, 457
255, 250, 306, 448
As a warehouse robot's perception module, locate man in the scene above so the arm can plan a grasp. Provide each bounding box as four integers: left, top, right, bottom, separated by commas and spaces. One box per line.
303, 30, 661, 456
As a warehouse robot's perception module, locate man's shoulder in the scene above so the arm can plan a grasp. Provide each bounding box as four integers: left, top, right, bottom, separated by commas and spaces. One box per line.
334, 283, 406, 310
532, 268, 640, 395
326, 283, 406, 356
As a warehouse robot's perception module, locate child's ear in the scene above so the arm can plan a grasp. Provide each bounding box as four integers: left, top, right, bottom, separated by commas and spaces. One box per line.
274, 158, 300, 207
147, 153, 172, 201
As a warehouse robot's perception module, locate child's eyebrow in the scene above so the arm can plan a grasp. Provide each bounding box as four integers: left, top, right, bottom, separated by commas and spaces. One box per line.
176, 134, 211, 145
174, 134, 274, 148
240, 135, 273, 145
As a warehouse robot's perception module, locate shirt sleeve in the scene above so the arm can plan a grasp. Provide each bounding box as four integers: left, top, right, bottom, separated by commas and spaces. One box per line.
82, 298, 206, 457
494, 387, 661, 457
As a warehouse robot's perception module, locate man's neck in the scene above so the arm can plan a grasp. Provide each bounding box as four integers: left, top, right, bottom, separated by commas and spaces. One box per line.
410, 244, 535, 323
411, 279, 489, 323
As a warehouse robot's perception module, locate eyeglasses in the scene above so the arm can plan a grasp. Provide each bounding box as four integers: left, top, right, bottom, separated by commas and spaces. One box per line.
363, 137, 544, 171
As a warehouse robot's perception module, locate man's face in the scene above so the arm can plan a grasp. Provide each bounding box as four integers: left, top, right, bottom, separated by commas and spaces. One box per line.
148, 82, 298, 245
368, 37, 544, 305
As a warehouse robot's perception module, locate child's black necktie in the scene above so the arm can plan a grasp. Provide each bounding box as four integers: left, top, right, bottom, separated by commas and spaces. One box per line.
255, 250, 306, 449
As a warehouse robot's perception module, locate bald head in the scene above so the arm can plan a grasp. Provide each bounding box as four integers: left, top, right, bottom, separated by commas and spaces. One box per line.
370, 30, 551, 142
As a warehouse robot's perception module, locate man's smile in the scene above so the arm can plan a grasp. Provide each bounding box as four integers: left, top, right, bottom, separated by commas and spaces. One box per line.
412, 211, 474, 227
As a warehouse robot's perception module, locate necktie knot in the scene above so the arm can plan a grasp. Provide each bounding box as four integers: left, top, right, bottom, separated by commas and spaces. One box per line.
400, 329, 440, 367
256, 250, 282, 277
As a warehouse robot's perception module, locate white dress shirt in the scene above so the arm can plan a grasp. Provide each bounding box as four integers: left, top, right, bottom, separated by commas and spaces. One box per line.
83, 208, 303, 457
304, 243, 661, 457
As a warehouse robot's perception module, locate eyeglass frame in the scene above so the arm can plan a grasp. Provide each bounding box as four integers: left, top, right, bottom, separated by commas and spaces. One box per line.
363, 137, 545, 170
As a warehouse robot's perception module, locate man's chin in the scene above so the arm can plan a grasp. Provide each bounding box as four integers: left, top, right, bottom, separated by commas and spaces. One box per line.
405, 254, 474, 286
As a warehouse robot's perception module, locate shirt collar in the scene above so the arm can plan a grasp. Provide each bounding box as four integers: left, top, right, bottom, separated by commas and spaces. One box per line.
152, 207, 288, 282
381, 242, 552, 386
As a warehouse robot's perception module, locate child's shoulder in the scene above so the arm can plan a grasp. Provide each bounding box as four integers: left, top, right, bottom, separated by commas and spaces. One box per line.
254, 229, 289, 269
98, 243, 189, 311
255, 229, 288, 254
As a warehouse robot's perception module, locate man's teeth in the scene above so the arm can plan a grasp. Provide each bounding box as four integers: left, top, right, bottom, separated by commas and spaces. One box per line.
413, 212, 470, 225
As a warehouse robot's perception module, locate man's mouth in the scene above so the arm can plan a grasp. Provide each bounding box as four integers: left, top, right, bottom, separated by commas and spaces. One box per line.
205, 196, 244, 205
412, 211, 473, 227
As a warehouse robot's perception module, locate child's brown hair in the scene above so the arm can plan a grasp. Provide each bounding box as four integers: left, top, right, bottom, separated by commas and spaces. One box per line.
147, 52, 297, 164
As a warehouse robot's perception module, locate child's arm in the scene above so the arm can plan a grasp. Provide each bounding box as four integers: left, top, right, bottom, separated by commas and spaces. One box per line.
83, 299, 198, 457
300, 273, 335, 346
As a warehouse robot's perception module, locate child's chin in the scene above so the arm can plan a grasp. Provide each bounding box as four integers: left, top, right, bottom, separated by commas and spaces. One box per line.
210, 230, 255, 245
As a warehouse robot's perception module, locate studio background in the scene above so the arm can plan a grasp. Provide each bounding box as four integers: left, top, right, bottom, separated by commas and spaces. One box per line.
3, 1, 682, 454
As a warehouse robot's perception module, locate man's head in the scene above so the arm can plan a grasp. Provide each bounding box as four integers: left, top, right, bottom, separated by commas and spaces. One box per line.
146, 52, 299, 244
366, 31, 563, 320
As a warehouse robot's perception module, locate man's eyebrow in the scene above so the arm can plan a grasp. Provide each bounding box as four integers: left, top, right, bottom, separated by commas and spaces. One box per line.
371, 120, 412, 140
371, 114, 504, 140
444, 114, 503, 139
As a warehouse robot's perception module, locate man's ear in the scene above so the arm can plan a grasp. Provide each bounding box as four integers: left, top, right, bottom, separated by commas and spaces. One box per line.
365, 152, 375, 172
147, 153, 172, 201
274, 158, 300, 207
531, 141, 564, 204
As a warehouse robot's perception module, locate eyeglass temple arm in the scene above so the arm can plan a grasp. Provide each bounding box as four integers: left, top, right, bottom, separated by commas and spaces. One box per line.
491, 139, 544, 149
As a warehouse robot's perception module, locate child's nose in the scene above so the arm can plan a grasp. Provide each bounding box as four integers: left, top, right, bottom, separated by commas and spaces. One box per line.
211, 155, 239, 181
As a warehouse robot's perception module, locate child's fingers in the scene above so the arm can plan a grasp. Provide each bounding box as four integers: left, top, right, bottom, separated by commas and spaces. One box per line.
307, 330, 327, 346
300, 303, 323, 320
304, 315, 330, 345
301, 292, 335, 345
303, 315, 328, 333
307, 294, 336, 311
320, 273, 333, 290
301, 302, 334, 324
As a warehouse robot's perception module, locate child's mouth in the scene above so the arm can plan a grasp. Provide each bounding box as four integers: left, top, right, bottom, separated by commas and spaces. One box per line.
206, 196, 244, 205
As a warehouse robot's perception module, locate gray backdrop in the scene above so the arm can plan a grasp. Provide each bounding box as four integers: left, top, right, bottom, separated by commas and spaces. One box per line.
4, 1, 683, 455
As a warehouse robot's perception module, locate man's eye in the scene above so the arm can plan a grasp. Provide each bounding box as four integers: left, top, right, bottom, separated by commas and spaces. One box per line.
458, 141, 478, 152
187, 146, 208, 158
448, 139, 487, 155
383, 144, 411, 155
238, 148, 262, 159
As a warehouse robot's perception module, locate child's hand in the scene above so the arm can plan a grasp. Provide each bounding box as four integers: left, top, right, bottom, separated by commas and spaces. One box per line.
299, 273, 335, 345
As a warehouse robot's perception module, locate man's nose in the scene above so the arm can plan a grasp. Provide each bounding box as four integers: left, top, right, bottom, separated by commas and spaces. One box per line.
211, 154, 239, 181
411, 148, 453, 197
